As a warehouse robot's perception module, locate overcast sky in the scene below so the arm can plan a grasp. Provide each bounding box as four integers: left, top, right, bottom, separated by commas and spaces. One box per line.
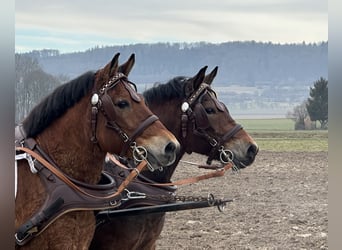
15, 0, 328, 53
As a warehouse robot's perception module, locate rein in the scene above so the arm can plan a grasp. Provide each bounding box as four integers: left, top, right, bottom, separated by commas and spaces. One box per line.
107, 153, 234, 187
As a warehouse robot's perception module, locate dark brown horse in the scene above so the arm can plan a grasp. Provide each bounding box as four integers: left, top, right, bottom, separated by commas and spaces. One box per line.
15, 53, 180, 249
90, 66, 258, 249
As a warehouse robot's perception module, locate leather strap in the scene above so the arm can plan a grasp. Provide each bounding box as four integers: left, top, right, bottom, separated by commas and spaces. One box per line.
138, 162, 233, 186
206, 124, 242, 164
16, 146, 147, 199
107, 153, 233, 187
120, 115, 159, 155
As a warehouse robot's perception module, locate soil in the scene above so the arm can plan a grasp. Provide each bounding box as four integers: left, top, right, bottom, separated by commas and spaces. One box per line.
156, 151, 328, 250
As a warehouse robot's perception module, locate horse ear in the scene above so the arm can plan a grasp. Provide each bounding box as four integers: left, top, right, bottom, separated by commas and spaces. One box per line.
108, 53, 120, 76
119, 54, 135, 76
184, 66, 207, 96
204, 66, 218, 85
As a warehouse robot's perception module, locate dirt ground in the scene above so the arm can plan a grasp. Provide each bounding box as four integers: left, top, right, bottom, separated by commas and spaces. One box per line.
156, 151, 328, 250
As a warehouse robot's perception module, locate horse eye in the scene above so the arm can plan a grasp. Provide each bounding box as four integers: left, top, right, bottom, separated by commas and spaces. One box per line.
115, 100, 130, 109
205, 108, 216, 114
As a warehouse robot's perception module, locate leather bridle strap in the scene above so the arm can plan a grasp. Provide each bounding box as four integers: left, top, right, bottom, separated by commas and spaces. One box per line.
220, 124, 243, 143
90, 73, 142, 145
187, 83, 209, 106
16, 146, 147, 199
181, 83, 209, 139
92, 73, 158, 156
206, 124, 243, 164
119, 114, 159, 156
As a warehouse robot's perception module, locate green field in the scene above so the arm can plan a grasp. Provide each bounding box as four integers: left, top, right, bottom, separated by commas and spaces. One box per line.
236, 118, 328, 152
236, 118, 294, 131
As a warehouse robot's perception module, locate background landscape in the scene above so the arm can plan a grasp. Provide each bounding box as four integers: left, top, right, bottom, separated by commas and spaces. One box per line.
15, 41, 327, 122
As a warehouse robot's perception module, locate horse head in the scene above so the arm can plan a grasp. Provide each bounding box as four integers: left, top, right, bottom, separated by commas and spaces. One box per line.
181, 66, 258, 168
92, 53, 180, 171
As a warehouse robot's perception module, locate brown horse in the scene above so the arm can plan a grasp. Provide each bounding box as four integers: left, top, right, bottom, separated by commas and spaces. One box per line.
15, 53, 180, 249
90, 66, 258, 249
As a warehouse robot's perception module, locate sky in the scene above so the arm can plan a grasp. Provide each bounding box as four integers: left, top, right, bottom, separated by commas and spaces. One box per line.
15, 0, 328, 53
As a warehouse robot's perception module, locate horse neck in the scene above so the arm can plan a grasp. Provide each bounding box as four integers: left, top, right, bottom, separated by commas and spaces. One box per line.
35, 98, 105, 184
143, 99, 187, 182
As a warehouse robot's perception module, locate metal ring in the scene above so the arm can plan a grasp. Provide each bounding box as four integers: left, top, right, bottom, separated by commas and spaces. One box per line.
132, 145, 148, 162
219, 148, 234, 163
217, 200, 226, 212
207, 193, 215, 206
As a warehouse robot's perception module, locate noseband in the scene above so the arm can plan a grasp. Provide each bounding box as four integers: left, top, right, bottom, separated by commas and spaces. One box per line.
90, 73, 158, 162
181, 82, 242, 165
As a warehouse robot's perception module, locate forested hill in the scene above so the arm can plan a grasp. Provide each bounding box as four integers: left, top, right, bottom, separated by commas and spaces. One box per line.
22, 41, 327, 86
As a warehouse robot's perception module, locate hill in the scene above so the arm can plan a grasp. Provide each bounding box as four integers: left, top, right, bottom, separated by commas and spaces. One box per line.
18, 41, 328, 117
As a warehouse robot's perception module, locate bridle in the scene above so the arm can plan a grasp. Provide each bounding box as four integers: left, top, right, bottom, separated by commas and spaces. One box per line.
180, 82, 242, 165
90, 73, 158, 169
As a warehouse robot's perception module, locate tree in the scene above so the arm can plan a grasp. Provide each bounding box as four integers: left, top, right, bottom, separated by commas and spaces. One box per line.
287, 101, 309, 130
306, 77, 328, 129
15, 54, 61, 123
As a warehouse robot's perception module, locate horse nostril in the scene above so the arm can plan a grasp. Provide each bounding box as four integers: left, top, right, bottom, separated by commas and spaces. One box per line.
248, 144, 259, 157
165, 142, 177, 155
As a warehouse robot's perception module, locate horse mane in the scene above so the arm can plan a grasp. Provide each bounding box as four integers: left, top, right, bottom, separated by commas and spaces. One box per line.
143, 76, 188, 104
23, 71, 95, 138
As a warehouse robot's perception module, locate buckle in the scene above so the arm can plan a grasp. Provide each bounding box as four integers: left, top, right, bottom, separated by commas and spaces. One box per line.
15, 226, 37, 246
209, 138, 217, 147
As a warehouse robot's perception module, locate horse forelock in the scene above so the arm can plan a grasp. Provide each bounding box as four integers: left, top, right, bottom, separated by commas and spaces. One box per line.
143, 76, 188, 105
23, 71, 95, 138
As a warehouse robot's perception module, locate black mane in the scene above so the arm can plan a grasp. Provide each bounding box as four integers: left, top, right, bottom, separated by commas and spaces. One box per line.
143, 76, 188, 105
23, 71, 95, 138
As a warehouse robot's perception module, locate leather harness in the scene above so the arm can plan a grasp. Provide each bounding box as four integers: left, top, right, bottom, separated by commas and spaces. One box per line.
15, 73, 158, 246
15, 127, 148, 246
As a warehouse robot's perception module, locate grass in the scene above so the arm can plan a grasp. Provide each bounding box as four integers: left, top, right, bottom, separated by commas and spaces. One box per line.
236, 118, 294, 131
235, 118, 328, 152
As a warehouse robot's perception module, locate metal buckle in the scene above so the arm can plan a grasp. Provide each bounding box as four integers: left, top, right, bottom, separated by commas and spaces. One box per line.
15, 153, 38, 174
15, 227, 37, 246
121, 132, 129, 143
209, 138, 218, 147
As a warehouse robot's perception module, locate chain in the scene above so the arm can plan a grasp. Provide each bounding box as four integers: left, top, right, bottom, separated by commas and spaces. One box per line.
122, 191, 231, 213
173, 195, 209, 202
144, 193, 210, 203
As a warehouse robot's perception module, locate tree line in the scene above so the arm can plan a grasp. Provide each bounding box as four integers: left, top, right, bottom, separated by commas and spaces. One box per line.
22, 41, 328, 86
